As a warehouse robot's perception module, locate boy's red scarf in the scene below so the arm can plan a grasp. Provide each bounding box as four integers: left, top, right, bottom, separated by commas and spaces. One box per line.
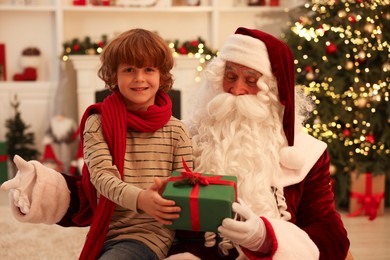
75, 90, 172, 260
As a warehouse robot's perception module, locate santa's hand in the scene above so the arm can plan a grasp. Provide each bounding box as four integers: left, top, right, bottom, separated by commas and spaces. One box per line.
1, 155, 37, 214
218, 198, 266, 251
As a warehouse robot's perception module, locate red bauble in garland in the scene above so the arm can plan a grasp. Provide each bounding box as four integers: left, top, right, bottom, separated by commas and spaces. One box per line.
98, 41, 105, 48
190, 40, 199, 47
73, 44, 80, 51
326, 42, 337, 55
178, 46, 188, 54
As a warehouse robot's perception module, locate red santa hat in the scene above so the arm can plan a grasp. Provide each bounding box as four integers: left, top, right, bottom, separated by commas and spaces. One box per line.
218, 27, 304, 169
41, 143, 63, 172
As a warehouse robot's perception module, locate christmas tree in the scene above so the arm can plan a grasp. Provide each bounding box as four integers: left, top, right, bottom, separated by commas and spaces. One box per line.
282, 0, 389, 207
5, 95, 40, 163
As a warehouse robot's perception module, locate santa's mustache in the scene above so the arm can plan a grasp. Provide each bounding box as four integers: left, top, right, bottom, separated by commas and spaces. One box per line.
206, 92, 272, 122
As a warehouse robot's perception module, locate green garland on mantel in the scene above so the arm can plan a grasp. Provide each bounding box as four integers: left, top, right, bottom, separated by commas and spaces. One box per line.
62, 34, 218, 61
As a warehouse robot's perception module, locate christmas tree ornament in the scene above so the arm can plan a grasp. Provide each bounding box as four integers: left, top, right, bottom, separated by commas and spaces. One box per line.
342, 129, 351, 137
329, 164, 337, 175
383, 62, 390, 72
314, 117, 321, 125
364, 23, 375, 33
357, 50, 366, 63
356, 97, 367, 108
298, 16, 310, 25
345, 61, 354, 70
304, 65, 313, 73
365, 134, 375, 144
337, 10, 347, 18
326, 42, 337, 54
306, 72, 314, 81
348, 15, 356, 23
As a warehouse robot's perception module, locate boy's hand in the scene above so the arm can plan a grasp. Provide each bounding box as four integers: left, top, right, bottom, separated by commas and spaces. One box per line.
137, 177, 181, 225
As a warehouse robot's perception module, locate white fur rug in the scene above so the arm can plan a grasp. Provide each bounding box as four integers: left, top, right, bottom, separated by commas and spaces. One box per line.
0, 194, 88, 260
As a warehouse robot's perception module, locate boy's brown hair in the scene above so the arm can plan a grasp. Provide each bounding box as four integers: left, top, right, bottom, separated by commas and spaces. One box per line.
98, 28, 174, 92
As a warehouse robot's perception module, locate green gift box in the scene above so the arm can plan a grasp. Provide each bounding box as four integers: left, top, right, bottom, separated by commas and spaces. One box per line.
162, 171, 237, 232
0, 142, 8, 184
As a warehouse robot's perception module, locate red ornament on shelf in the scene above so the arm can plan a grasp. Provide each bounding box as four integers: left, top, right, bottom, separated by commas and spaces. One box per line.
190, 40, 199, 47
178, 46, 188, 55
13, 67, 37, 81
326, 42, 337, 55
73, 44, 80, 52
73, 0, 86, 5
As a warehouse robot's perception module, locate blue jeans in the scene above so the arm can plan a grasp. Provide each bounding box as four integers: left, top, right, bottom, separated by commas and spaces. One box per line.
98, 239, 158, 260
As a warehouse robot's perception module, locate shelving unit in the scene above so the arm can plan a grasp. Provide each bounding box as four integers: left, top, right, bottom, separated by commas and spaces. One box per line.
0, 0, 292, 151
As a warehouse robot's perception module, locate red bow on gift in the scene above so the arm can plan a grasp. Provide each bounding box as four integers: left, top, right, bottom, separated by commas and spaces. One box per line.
168, 158, 237, 231
347, 173, 384, 221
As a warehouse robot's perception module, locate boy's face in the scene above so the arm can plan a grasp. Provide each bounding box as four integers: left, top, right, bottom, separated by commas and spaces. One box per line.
116, 64, 161, 111
222, 61, 262, 96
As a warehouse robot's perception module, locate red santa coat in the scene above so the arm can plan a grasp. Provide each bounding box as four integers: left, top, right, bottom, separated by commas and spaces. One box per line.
241, 131, 350, 260
169, 131, 349, 260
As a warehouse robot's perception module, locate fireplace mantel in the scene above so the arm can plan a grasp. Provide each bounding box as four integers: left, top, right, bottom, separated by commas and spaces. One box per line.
69, 55, 202, 122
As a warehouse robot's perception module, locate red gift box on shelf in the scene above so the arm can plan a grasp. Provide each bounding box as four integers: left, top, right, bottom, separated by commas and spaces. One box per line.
0, 44, 6, 81
163, 160, 237, 232
347, 172, 385, 221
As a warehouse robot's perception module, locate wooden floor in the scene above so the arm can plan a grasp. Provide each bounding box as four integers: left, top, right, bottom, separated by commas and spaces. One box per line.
340, 209, 390, 260
0, 191, 389, 259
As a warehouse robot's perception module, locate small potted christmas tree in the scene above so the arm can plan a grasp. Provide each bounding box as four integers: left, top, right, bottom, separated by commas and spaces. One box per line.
5, 94, 40, 177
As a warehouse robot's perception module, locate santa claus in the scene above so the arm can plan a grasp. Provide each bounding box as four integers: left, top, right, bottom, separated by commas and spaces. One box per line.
1, 27, 350, 260
167, 27, 350, 259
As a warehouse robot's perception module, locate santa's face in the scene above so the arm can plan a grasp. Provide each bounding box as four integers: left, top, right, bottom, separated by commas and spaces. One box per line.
222, 62, 262, 96
192, 84, 285, 218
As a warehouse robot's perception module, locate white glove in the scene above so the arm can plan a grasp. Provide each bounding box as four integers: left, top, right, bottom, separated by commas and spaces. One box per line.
1, 155, 36, 214
218, 198, 266, 251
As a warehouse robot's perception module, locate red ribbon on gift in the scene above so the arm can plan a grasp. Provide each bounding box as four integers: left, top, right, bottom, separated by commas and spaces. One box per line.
168, 158, 237, 231
0, 155, 8, 162
347, 173, 384, 221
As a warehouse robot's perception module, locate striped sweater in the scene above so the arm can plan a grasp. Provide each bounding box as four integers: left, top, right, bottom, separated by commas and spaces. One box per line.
83, 113, 193, 259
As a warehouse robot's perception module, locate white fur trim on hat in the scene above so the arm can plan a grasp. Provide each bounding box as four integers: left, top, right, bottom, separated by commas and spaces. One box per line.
279, 146, 305, 170
9, 160, 70, 224
219, 34, 273, 78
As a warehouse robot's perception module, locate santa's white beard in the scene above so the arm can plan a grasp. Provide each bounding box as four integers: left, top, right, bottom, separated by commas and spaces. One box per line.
193, 92, 286, 218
